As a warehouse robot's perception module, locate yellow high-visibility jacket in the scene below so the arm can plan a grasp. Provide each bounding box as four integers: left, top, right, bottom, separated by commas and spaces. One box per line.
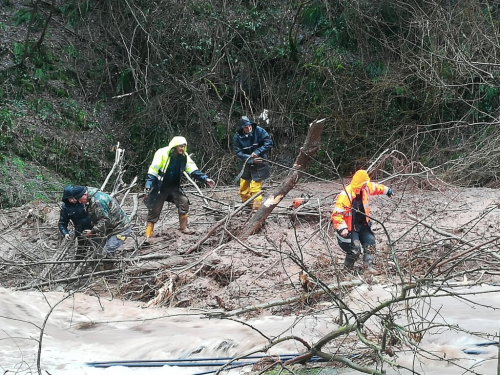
146, 136, 205, 189
331, 170, 389, 232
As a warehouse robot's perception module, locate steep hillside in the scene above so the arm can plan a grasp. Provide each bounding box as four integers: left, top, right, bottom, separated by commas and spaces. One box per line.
0, 0, 124, 207
2, 0, 500, 208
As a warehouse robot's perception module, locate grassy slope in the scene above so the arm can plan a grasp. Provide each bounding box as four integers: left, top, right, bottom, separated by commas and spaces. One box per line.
0, 0, 121, 207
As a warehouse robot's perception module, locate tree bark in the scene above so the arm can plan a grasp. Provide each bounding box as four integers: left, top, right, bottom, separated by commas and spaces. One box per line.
242, 119, 326, 236
32, 0, 55, 52
20, 0, 41, 65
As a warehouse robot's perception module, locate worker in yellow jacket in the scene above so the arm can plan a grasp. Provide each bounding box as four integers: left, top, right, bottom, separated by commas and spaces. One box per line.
144, 136, 214, 240
331, 170, 393, 273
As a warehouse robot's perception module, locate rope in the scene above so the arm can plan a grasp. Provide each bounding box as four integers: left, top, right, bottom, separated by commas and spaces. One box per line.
265, 158, 338, 184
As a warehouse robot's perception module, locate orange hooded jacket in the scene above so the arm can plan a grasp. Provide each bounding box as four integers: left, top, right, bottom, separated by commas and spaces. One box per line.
331, 170, 389, 232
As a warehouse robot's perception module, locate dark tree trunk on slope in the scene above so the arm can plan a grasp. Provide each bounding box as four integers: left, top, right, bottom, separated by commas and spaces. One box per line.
20, 0, 41, 65
32, 0, 56, 53
242, 119, 326, 237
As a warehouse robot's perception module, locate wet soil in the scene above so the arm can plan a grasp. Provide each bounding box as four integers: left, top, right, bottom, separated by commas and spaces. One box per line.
2, 178, 499, 318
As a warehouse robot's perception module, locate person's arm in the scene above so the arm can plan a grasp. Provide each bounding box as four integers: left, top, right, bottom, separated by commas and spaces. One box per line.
185, 154, 214, 186
145, 174, 158, 191
331, 192, 350, 236
58, 206, 70, 236
234, 134, 254, 164
146, 149, 165, 189
252, 127, 273, 157
367, 182, 392, 196
89, 199, 113, 236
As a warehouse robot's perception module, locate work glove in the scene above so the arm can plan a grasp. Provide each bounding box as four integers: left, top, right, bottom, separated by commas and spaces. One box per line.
144, 187, 151, 195
64, 233, 71, 241
206, 178, 215, 187
387, 188, 394, 198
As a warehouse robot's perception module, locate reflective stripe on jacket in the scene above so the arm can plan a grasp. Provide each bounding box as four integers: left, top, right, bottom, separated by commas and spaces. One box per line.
146, 136, 200, 187
331, 181, 388, 231
144, 137, 208, 209
234, 126, 273, 164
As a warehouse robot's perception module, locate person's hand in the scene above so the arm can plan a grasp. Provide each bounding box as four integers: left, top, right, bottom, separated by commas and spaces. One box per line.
387, 188, 394, 198
254, 157, 263, 164
339, 229, 348, 237
64, 233, 71, 241
83, 230, 92, 237
206, 178, 215, 187
251, 152, 259, 158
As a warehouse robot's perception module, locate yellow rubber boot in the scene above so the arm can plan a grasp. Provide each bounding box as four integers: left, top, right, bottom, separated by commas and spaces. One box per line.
250, 180, 263, 210
252, 200, 262, 211
238, 179, 251, 202
145, 222, 154, 241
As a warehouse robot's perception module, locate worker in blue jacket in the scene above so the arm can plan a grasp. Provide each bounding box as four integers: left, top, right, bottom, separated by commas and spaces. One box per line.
58, 185, 92, 260
233, 116, 273, 210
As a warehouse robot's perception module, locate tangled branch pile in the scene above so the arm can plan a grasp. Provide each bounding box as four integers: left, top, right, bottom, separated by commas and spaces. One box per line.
1, 166, 500, 374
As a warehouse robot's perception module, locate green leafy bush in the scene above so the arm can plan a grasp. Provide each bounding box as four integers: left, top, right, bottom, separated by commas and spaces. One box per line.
12, 8, 45, 29
301, 3, 324, 28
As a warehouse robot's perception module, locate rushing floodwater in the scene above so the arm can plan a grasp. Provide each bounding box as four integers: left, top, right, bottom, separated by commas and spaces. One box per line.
1, 283, 499, 375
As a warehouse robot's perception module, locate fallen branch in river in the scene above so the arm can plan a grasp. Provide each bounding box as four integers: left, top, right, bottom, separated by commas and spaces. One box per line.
206, 279, 363, 318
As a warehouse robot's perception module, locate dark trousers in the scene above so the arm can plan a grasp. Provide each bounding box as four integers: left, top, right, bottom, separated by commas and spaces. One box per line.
337, 224, 376, 262
147, 191, 189, 223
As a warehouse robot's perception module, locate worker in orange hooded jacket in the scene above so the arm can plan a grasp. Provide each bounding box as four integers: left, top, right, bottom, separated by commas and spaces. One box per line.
331, 170, 393, 272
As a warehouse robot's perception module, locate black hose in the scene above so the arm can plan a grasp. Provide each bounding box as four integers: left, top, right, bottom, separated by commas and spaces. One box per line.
475, 341, 498, 347
88, 353, 300, 365
86, 353, 327, 369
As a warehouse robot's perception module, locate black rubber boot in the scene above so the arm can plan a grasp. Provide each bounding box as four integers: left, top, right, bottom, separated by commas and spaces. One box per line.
344, 255, 357, 270
344, 247, 360, 270
362, 253, 379, 275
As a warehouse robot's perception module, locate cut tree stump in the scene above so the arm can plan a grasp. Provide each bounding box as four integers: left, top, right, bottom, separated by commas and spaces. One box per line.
243, 118, 325, 237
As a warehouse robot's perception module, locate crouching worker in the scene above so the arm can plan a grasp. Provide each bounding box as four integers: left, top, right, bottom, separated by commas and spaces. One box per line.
58, 185, 92, 260
331, 170, 394, 274
233, 116, 273, 210
144, 136, 215, 240
73, 186, 132, 257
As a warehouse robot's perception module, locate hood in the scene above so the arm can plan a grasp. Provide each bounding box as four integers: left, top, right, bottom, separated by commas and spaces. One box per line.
61, 185, 74, 203
351, 170, 370, 190
237, 116, 256, 134
168, 136, 188, 154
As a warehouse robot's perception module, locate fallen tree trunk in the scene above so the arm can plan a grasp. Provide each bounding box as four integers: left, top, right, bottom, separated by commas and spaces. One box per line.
243, 119, 326, 236
183, 192, 262, 255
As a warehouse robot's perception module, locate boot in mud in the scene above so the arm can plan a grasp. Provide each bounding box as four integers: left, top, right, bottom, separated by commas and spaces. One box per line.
362, 253, 379, 275
179, 214, 195, 235
144, 222, 154, 244
343, 253, 358, 272
252, 200, 262, 212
